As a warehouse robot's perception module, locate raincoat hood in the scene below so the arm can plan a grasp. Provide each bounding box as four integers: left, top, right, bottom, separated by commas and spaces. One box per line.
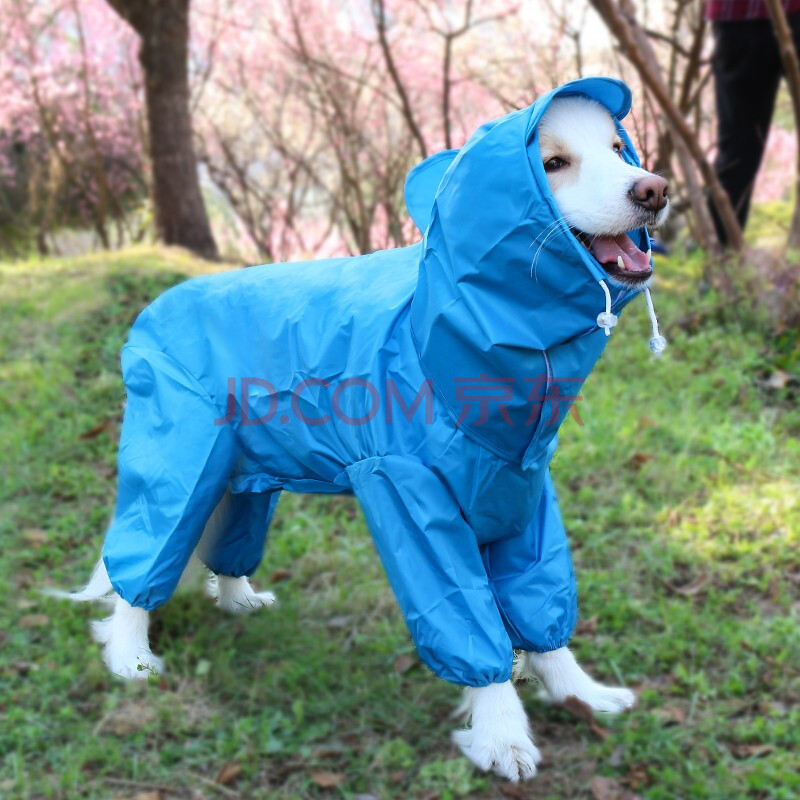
407, 77, 655, 462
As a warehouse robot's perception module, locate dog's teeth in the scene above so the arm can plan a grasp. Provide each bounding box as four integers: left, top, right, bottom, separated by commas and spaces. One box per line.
617, 255, 625, 269
646, 248, 652, 261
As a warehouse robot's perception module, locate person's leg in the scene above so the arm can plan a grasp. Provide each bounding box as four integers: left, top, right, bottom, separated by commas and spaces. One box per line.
710, 20, 783, 242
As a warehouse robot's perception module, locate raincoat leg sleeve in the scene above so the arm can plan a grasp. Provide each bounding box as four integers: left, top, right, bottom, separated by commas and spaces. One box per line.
346, 456, 513, 687
197, 489, 281, 578
102, 346, 239, 610
480, 469, 577, 653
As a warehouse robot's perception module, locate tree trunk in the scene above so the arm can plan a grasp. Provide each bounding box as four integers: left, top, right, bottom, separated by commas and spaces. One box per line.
765, 0, 800, 249
105, 0, 218, 260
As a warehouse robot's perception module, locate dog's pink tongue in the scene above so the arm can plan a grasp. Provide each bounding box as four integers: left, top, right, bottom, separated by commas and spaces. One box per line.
590, 233, 651, 272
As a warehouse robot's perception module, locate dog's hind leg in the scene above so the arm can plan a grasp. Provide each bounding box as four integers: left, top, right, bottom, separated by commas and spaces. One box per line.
91, 595, 163, 680
208, 575, 277, 613
515, 647, 635, 713
96, 346, 241, 680
197, 489, 281, 613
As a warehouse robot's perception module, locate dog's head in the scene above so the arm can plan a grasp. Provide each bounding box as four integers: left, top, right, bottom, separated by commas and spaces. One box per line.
538, 96, 669, 288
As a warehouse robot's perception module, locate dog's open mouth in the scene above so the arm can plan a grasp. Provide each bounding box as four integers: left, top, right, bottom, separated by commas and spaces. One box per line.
573, 230, 652, 285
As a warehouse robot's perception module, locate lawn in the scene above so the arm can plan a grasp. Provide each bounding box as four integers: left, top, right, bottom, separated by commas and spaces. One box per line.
0, 244, 798, 800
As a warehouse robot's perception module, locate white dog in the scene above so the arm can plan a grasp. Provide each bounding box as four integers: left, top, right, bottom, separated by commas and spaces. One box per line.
61, 94, 668, 782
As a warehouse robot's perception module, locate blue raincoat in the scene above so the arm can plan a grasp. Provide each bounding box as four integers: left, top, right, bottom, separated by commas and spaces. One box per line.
103, 77, 653, 687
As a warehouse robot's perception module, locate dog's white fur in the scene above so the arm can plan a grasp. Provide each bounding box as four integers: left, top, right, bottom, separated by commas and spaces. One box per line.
62, 96, 668, 782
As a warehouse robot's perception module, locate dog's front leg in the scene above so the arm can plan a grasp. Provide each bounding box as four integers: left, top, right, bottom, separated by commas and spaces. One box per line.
515, 647, 635, 713
91, 595, 164, 679
452, 680, 541, 782
346, 455, 539, 781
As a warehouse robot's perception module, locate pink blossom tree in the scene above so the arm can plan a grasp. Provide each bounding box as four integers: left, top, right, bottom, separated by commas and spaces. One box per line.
3, 0, 793, 262
0, 0, 145, 253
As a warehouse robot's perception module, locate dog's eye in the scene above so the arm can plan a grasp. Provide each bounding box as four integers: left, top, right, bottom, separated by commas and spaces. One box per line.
543, 157, 567, 172
613, 141, 625, 157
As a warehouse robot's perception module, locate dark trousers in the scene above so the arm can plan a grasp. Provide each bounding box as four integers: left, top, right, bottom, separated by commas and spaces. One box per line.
710, 16, 800, 243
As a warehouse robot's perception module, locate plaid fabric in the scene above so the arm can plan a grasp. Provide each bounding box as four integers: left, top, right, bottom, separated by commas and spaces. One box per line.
706, 0, 800, 20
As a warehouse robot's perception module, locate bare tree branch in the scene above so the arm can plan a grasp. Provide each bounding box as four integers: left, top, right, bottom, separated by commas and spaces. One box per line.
371, 0, 428, 158
765, 0, 800, 248
590, 0, 743, 251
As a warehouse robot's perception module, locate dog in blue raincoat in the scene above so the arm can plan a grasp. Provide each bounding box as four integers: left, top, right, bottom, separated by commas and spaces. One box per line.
64, 78, 669, 781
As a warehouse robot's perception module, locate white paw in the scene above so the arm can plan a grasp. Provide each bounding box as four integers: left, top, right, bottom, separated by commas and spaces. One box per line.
91, 618, 164, 680
208, 575, 277, 614
572, 684, 636, 713
452, 681, 541, 782
519, 648, 636, 714
538, 682, 635, 713
452, 727, 541, 782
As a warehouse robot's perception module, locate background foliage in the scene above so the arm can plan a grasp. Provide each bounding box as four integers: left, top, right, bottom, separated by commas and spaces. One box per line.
1, 0, 796, 261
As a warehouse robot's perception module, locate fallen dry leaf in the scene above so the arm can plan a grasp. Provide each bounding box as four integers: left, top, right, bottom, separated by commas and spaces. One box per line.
590, 776, 622, 800
80, 419, 114, 439
270, 568, 292, 583
763, 369, 795, 390
325, 615, 353, 629
652, 704, 688, 726
657, 572, 708, 597
21, 529, 48, 546
19, 614, 49, 629
590, 775, 642, 800
131, 792, 165, 800
730, 743, 774, 759
95, 701, 155, 736
215, 762, 242, 785
500, 782, 529, 797
626, 762, 650, 789
393, 654, 417, 674
562, 695, 610, 740
310, 771, 345, 789
576, 615, 599, 635
627, 452, 653, 470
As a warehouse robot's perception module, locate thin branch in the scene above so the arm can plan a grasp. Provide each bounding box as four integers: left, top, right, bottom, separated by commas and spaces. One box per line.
765, 0, 800, 248
371, 0, 428, 158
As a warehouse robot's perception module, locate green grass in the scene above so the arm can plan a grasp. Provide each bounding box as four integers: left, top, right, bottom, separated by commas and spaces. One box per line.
0, 244, 798, 800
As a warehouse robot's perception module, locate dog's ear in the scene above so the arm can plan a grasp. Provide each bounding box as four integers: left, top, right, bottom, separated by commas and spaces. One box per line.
404, 149, 459, 234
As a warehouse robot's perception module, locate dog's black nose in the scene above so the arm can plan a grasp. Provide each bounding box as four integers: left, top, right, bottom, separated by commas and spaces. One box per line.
630, 175, 669, 212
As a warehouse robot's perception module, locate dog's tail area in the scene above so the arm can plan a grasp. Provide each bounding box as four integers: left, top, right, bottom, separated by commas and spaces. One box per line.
42, 557, 115, 603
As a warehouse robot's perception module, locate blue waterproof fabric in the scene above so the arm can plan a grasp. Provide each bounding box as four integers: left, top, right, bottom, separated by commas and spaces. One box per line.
102, 77, 653, 687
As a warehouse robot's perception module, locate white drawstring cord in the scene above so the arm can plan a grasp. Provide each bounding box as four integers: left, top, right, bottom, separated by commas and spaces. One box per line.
596, 279, 618, 336
644, 286, 667, 356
